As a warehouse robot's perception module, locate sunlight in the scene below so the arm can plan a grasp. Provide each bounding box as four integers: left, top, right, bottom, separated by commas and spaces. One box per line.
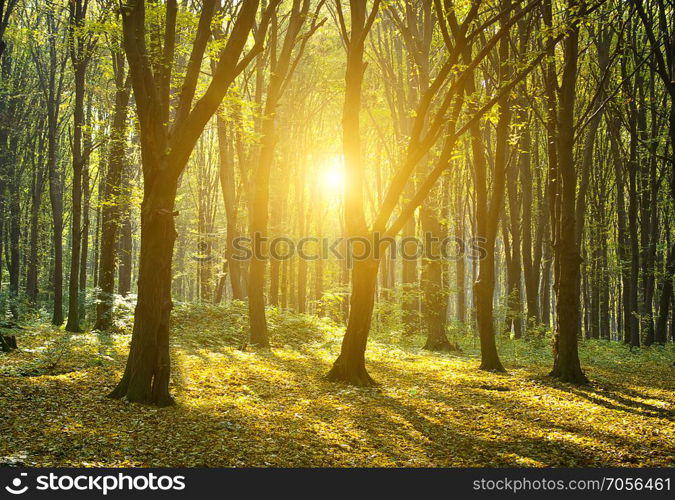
319, 155, 345, 195
4, 0, 669, 472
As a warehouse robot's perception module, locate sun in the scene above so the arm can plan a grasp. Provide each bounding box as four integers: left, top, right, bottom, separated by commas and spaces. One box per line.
320, 155, 345, 194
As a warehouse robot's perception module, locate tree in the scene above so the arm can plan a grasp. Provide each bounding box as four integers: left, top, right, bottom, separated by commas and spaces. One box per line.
246, 0, 324, 347
110, 0, 277, 405
327, 0, 552, 384
0, 0, 18, 60
65, 0, 96, 332
325, 0, 382, 384
548, 0, 588, 383
94, 24, 131, 331
26, 0, 69, 325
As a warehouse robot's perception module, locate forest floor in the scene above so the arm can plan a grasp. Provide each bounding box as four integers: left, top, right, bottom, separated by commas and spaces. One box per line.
1, 303, 673, 467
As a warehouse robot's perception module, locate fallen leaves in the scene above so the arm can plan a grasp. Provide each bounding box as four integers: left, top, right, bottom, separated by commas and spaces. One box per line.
0, 304, 673, 467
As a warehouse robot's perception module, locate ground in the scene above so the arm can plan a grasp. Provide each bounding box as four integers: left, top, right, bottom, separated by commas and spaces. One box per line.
1, 303, 673, 467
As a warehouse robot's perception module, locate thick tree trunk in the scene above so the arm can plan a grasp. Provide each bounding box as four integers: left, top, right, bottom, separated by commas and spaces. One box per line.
246, 110, 275, 346
111, 0, 263, 407
474, 247, 506, 371
550, 5, 587, 384
327, 0, 380, 383
109, 173, 178, 406
469, 112, 505, 371
639, 79, 659, 346
326, 259, 379, 385
550, 151, 587, 382
623, 57, 642, 347
473, 0, 510, 370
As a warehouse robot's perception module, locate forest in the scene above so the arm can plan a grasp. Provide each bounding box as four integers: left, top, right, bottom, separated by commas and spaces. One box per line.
0, 0, 673, 468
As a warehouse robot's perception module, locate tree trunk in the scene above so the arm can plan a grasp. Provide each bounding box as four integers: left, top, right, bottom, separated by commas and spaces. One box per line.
608, 120, 631, 343
626, 150, 640, 347
117, 195, 133, 296
549, 4, 587, 383
455, 201, 466, 324
401, 196, 418, 332
268, 190, 284, 306
8, 166, 20, 319
48, 110, 64, 326
599, 235, 610, 340
109, 172, 178, 406
65, 42, 87, 332
505, 155, 523, 338
520, 121, 538, 326
79, 141, 90, 321
471, 0, 511, 371
296, 168, 308, 313
326, 258, 379, 385
420, 202, 455, 351
215, 115, 245, 300
26, 161, 45, 304
95, 59, 130, 330
654, 242, 674, 344
246, 107, 275, 346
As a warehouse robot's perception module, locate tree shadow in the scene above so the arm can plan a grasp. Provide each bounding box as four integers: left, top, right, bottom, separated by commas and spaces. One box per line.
530, 375, 674, 421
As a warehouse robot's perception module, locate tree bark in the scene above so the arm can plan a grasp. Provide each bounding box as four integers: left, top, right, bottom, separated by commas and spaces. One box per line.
109, 173, 178, 406
95, 53, 130, 331
327, 259, 379, 385
66, 0, 91, 332
26, 148, 46, 304
549, 0, 588, 383
420, 202, 455, 351
655, 242, 674, 344
215, 115, 245, 300
110, 0, 265, 405
8, 162, 20, 319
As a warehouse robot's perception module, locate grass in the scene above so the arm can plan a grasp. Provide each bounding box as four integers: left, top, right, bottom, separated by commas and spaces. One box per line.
0, 303, 673, 467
